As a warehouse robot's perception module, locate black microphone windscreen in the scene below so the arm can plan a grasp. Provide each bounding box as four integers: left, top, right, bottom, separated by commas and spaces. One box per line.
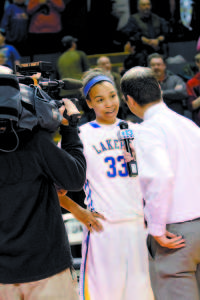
119, 121, 128, 129
62, 78, 83, 90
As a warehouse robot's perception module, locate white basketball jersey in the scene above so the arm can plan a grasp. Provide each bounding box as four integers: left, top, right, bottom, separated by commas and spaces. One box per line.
79, 119, 144, 222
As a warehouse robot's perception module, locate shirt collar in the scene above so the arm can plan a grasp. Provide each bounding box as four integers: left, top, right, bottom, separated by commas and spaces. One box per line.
143, 101, 167, 120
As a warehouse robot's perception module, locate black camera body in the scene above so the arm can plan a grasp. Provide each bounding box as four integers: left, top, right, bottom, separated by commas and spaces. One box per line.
16, 61, 63, 100
0, 61, 83, 133
0, 61, 63, 133
16, 61, 83, 101
16, 61, 53, 76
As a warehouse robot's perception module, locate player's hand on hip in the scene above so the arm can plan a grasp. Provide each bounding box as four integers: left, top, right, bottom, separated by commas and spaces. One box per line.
88, 211, 106, 233
153, 231, 185, 249
75, 207, 106, 233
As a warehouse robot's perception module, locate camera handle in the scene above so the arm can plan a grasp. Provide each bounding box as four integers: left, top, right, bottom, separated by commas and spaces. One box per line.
63, 109, 81, 127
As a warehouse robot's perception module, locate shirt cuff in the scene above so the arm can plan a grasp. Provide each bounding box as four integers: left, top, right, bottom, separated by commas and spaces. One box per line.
148, 223, 166, 237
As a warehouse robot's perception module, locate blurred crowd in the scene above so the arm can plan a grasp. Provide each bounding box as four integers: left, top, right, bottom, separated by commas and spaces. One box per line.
1, 0, 200, 127
1, 0, 200, 57
1, 3, 200, 298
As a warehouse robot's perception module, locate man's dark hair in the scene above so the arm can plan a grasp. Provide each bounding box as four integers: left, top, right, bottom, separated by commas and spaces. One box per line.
61, 36, 77, 51
147, 52, 166, 66
121, 66, 161, 106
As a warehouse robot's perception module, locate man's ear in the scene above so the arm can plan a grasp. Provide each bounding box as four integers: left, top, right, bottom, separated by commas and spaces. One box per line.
127, 94, 136, 107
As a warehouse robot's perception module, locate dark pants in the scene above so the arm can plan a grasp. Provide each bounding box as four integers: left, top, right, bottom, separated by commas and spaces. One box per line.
147, 218, 200, 300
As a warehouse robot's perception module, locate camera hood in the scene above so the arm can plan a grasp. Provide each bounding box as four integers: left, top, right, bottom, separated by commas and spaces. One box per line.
0, 74, 22, 122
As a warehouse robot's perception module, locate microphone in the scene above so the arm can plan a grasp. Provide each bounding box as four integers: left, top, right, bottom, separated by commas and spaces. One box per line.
39, 81, 60, 88
61, 78, 83, 90
119, 121, 138, 177
39, 78, 83, 90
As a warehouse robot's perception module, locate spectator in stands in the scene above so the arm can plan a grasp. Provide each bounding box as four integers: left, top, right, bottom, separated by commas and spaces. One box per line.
0, 28, 20, 71
57, 35, 89, 99
1, 0, 29, 56
148, 52, 188, 115
119, 0, 169, 64
97, 56, 121, 97
186, 52, 200, 126
96, 55, 127, 120
27, 0, 65, 57
121, 37, 147, 76
57, 35, 90, 124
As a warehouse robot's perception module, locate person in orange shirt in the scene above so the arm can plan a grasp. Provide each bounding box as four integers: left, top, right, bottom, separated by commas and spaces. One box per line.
27, 0, 65, 56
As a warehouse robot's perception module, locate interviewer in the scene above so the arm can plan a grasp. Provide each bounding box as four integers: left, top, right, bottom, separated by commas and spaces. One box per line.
121, 66, 200, 300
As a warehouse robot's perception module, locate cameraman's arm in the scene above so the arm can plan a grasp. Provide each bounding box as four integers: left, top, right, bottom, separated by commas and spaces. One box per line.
58, 125, 86, 189
37, 100, 86, 191
57, 99, 86, 190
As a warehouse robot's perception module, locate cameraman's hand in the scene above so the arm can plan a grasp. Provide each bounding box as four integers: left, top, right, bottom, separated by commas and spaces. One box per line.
59, 98, 80, 126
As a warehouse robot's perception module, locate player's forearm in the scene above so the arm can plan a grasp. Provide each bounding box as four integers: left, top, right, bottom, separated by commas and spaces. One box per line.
59, 193, 82, 214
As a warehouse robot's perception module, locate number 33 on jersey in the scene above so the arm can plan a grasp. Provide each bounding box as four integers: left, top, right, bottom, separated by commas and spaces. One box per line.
79, 120, 143, 221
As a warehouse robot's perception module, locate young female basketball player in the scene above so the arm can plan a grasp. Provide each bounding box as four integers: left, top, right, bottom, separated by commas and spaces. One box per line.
78, 68, 154, 300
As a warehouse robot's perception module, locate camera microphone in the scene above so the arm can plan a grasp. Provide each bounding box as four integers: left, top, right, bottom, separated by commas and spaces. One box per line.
118, 121, 138, 177
39, 81, 60, 88
62, 78, 83, 90
39, 78, 83, 90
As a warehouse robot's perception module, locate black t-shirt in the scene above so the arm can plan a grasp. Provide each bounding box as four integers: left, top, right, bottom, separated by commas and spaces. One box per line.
0, 126, 86, 283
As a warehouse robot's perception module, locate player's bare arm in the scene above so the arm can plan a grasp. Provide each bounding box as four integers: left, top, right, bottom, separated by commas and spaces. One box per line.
58, 190, 105, 232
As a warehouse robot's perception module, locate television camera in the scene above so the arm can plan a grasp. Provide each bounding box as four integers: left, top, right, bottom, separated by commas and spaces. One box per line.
16, 61, 83, 101
0, 61, 83, 135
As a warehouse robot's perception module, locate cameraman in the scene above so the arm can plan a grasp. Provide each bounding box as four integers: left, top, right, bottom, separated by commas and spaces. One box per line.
0, 73, 86, 299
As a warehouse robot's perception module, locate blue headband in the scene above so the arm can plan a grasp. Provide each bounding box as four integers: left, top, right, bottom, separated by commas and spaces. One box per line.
83, 75, 114, 97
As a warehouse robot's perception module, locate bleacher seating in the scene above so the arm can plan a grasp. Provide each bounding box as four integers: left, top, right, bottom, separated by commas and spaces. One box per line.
19, 40, 198, 79
20, 51, 129, 77
87, 52, 129, 72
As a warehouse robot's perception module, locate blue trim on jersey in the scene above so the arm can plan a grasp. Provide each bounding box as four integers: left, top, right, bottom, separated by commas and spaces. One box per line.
89, 119, 123, 129
89, 122, 101, 128
84, 179, 95, 211
80, 231, 91, 300
117, 119, 123, 126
